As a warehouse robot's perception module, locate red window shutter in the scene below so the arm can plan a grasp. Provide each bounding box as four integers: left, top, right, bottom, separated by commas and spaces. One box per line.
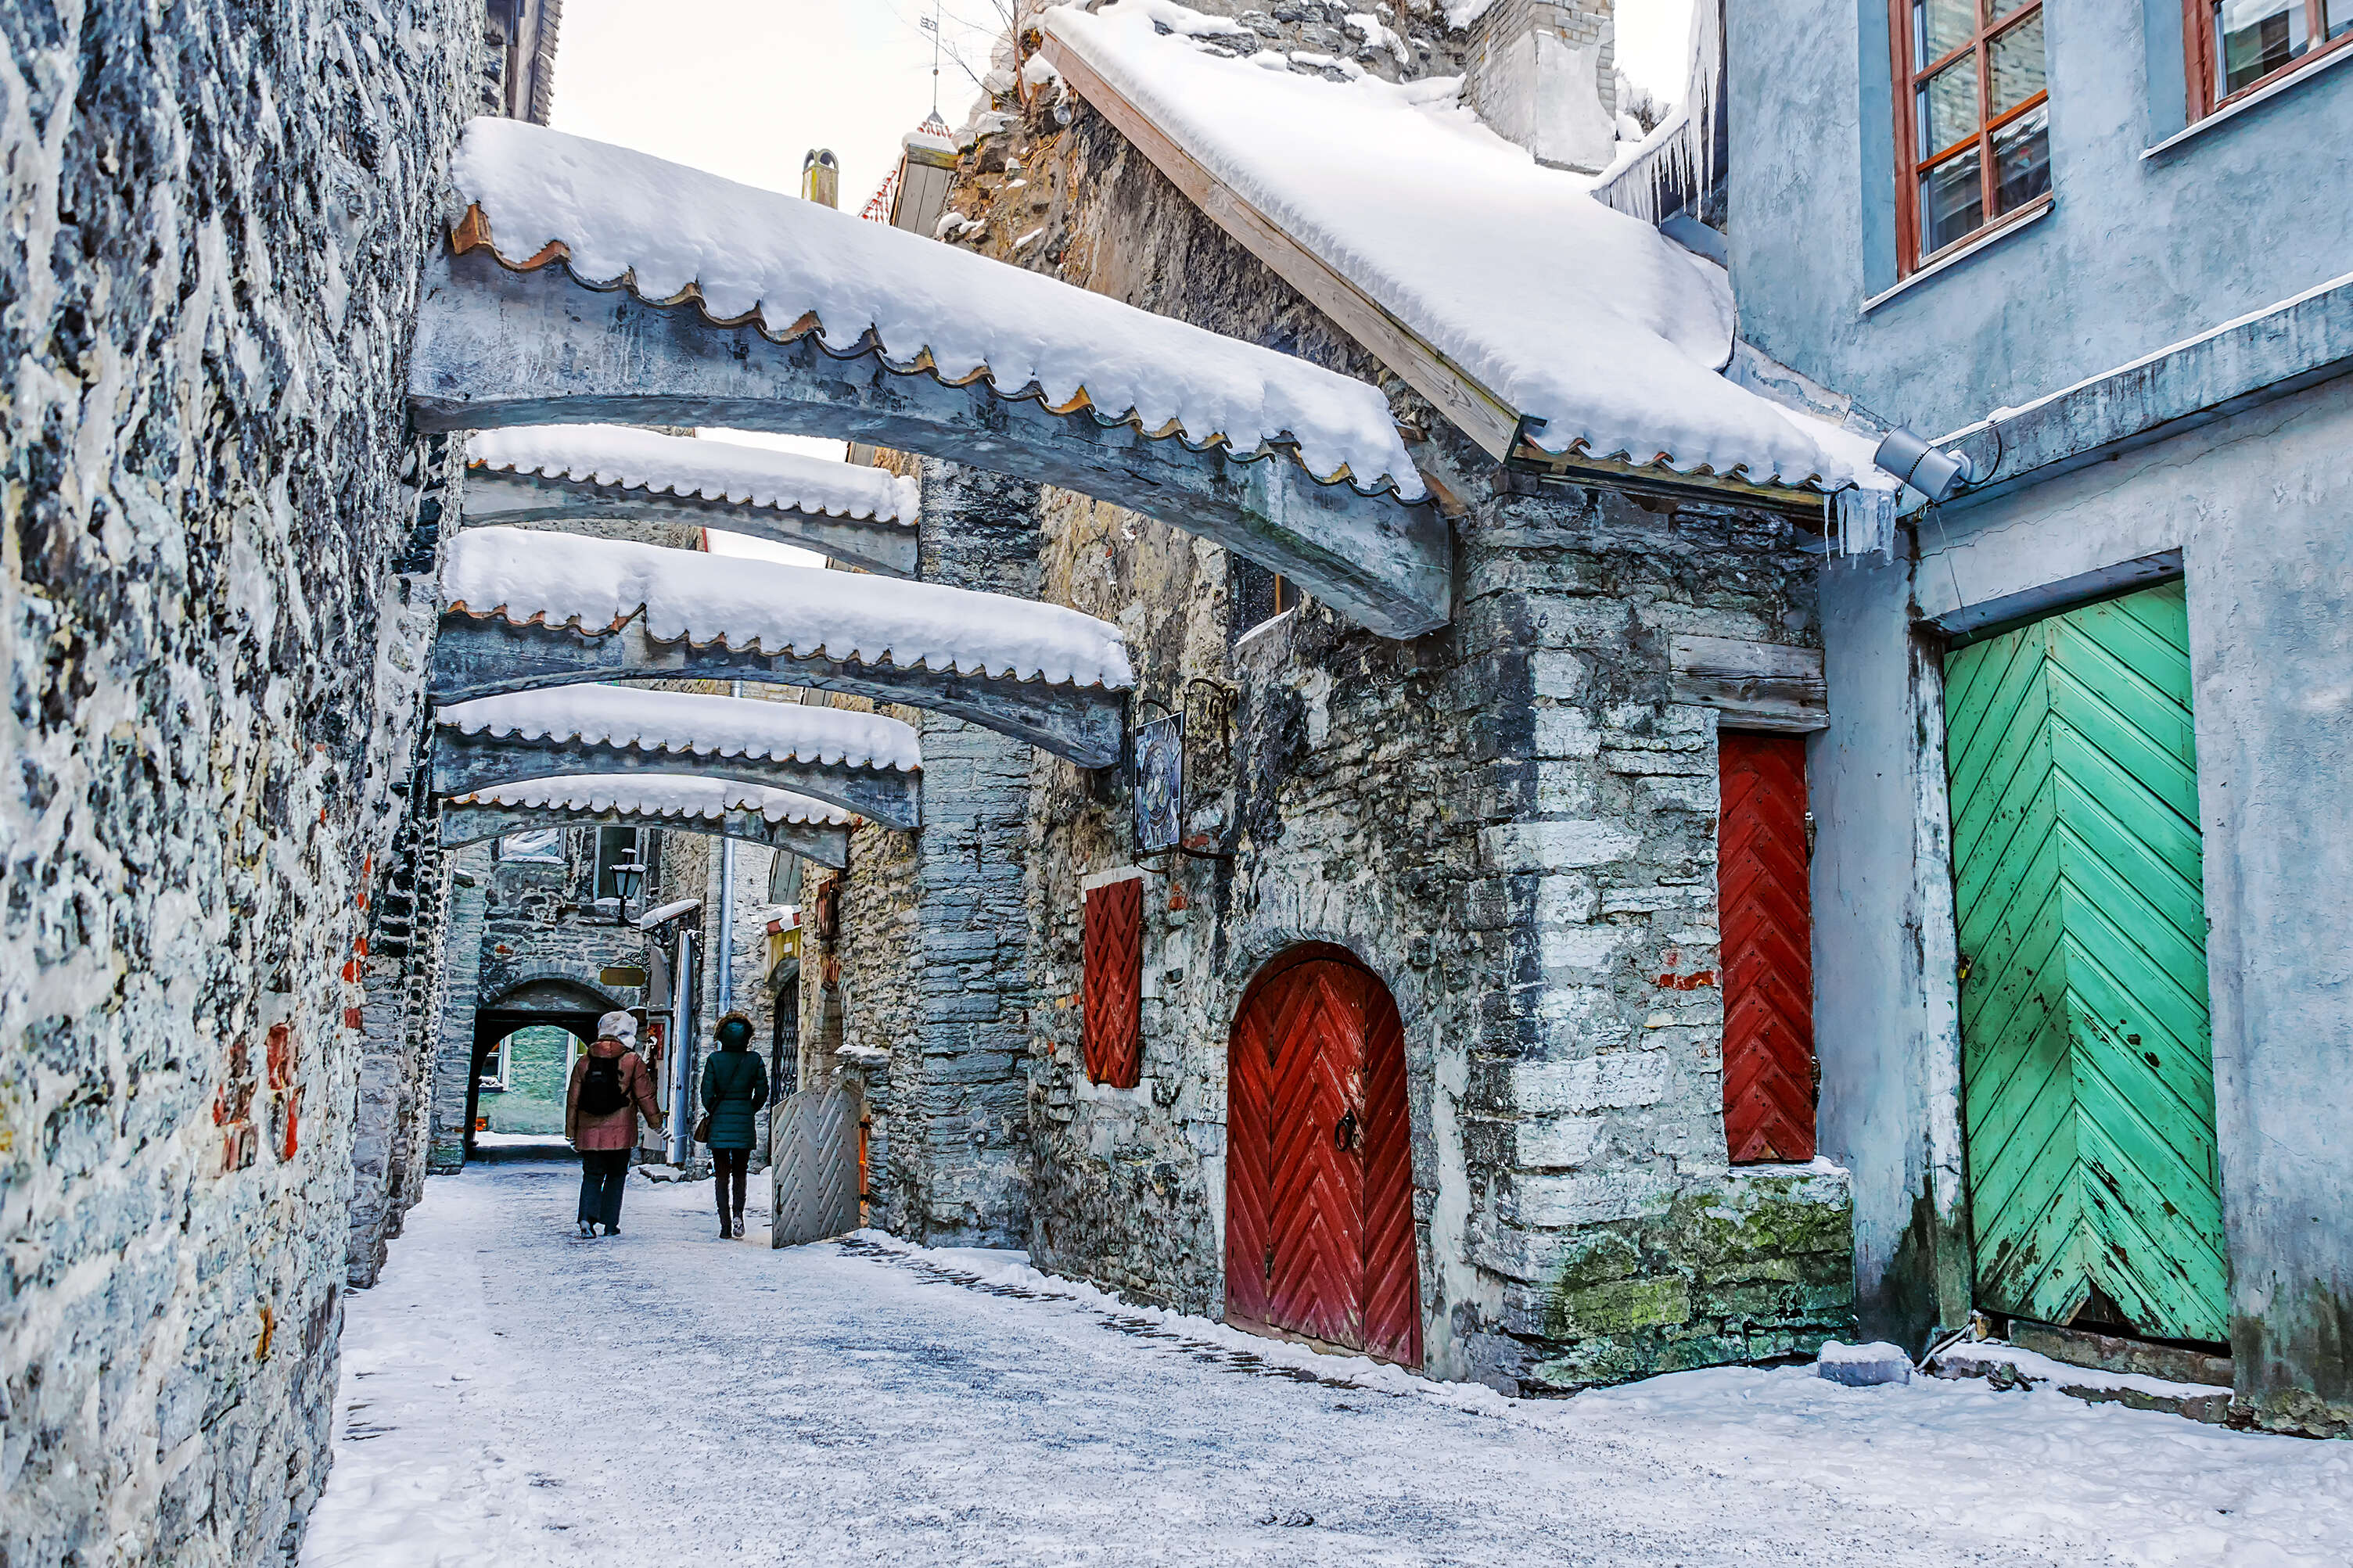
1719, 732, 1818, 1163
1082, 878, 1142, 1088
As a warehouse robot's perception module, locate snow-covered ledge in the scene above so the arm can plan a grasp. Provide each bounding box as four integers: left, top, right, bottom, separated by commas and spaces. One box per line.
432, 684, 924, 828
408, 119, 1450, 639
463, 425, 922, 578
428, 527, 1131, 768
438, 774, 855, 866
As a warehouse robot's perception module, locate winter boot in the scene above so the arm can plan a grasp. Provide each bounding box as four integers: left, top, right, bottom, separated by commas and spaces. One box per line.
578, 1219, 595, 1239
732, 1215, 745, 1239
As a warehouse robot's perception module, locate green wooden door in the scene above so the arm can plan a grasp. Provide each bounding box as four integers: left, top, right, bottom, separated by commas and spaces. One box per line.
1943, 581, 2227, 1341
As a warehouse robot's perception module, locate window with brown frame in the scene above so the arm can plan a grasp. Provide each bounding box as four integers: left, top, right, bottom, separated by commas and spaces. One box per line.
1892, 0, 2051, 274
2190, 0, 2353, 116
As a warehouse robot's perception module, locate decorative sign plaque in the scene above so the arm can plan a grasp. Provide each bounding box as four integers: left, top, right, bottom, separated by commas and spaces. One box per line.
1134, 712, 1184, 856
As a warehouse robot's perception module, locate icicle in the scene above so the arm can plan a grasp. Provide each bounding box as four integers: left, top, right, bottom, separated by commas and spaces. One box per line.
1593, 0, 1720, 224
1833, 485, 1898, 560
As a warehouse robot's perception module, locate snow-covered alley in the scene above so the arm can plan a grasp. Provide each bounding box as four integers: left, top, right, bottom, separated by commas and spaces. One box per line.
304, 1162, 2352, 1568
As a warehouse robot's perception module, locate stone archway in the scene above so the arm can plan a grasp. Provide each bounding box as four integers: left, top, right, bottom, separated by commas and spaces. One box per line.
465, 977, 622, 1159
1224, 944, 1421, 1368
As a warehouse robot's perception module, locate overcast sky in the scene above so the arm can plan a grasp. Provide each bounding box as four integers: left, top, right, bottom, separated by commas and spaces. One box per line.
547, 0, 1692, 566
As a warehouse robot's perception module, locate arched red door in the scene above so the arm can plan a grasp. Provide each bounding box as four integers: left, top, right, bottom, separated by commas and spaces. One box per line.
1225, 945, 1421, 1367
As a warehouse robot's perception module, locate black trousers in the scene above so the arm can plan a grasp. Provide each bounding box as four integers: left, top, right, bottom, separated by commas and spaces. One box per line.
578, 1148, 631, 1229
712, 1148, 749, 1221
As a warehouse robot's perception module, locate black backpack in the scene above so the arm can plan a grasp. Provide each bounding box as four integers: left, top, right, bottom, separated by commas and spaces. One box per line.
578, 1053, 630, 1117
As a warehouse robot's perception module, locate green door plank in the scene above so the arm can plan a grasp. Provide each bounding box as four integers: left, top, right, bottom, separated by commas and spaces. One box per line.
1945, 581, 2227, 1343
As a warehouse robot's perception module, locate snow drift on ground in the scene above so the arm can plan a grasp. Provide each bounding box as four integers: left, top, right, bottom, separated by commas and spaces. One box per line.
469, 423, 920, 522
1043, 1, 1890, 499
440, 526, 1135, 690
307, 1168, 2353, 1568
435, 684, 921, 772
862, 1233, 2353, 1568
448, 117, 1424, 499
448, 773, 852, 827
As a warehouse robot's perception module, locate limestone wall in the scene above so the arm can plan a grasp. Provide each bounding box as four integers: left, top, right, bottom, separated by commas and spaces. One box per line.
0, 2, 480, 1559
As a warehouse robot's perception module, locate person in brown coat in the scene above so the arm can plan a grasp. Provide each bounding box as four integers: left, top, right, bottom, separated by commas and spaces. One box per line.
566, 1010, 664, 1238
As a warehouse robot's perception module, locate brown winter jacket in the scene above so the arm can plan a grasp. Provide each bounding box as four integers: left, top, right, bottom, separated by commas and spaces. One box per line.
565, 1039, 663, 1150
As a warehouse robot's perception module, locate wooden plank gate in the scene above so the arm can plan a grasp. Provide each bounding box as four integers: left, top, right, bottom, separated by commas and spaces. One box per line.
770, 1082, 863, 1247
1943, 580, 2228, 1340
1225, 946, 1421, 1367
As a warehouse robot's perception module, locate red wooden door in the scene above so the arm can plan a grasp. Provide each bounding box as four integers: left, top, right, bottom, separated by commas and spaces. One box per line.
1719, 732, 1817, 1162
1227, 948, 1421, 1366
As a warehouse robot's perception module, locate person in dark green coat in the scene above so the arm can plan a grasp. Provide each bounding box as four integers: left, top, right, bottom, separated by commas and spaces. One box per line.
700, 1011, 768, 1238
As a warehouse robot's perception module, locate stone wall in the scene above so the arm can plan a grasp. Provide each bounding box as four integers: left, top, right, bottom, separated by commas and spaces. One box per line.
795, 463, 1040, 1247
0, 2, 480, 1560
895, 66, 1856, 1391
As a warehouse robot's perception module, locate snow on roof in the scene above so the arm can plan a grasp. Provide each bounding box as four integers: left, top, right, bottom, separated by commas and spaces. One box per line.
631, 896, 702, 930
469, 425, 919, 524
447, 117, 1425, 501
450, 774, 856, 827
1043, 1, 1891, 500
436, 685, 921, 773
442, 526, 1135, 691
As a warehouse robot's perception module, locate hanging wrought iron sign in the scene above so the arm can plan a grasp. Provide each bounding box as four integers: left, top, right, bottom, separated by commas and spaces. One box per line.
1133, 712, 1184, 856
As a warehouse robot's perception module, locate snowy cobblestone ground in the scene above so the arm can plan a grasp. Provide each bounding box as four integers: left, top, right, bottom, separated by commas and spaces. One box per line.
304, 1164, 2352, 1567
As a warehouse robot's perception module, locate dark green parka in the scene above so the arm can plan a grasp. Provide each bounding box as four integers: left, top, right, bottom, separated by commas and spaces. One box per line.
699, 1044, 768, 1151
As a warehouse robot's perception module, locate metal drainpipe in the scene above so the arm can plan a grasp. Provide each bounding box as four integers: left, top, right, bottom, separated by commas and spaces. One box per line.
717, 680, 742, 1031
666, 927, 695, 1165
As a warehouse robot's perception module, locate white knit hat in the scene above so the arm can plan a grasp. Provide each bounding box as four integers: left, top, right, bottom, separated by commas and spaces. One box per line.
596, 1010, 638, 1044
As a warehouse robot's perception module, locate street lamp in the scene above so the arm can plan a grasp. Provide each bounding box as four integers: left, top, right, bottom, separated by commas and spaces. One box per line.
609, 861, 645, 916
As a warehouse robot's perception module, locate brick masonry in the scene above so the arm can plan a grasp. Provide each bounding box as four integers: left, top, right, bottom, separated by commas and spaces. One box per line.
0, 2, 482, 1560
814, 51, 1857, 1393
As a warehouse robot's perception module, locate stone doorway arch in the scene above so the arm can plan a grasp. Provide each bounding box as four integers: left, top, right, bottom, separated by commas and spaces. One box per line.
465, 977, 623, 1160
1224, 944, 1421, 1368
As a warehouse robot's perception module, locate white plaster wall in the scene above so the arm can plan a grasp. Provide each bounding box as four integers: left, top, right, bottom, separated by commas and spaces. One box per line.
1814, 376, 2353, 1426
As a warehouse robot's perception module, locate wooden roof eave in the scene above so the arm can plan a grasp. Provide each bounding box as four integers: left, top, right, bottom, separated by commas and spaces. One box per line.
429, 727, 924, 829
1505, 433, 1837, 523
461, 467, 921, 577
426, 612, 1129, 770
438, 799, 853, 867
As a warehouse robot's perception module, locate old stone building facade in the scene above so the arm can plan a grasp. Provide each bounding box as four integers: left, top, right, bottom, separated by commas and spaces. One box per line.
796, 0, 1858, 1392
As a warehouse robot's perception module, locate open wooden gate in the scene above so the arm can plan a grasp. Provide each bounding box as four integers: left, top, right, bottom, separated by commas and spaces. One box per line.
771, 1082, 863, 1247
1943, 580, 2226, 1340
1225, 945, 1420, 1367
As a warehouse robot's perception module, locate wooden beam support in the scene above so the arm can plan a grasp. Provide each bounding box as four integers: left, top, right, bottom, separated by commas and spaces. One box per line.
428, 615, 1126, 769
410, 249, 1450, 638
1670, 635, 1829, 733
463, 469, 921, 577
430, 730, 921, 829
439, 802, 852, 867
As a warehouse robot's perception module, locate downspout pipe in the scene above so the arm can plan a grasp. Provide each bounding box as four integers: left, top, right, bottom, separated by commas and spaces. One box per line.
718, 680, 742, 1029
667, 927, 695, 1165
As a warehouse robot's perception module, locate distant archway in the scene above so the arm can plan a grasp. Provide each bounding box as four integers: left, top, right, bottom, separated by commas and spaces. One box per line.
465, 977, 623, 1159
1224, 944, 1421, 1368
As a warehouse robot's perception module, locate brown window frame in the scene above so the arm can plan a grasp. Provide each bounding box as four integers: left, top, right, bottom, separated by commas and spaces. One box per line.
2186, 0, 2353, 120
1891, 0, 2053, 278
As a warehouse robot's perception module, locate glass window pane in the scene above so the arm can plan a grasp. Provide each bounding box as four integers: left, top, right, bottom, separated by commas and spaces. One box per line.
1916, 0, 1978, 66
1991, 102, 2050, 215
2216, 0, 2309, 95
1918, 53, 1981, 154
1989, 0, 2035, 15
1920, 147, 1985, 256
1988, 11, 2046, 116
2329, 0, 2351, 39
